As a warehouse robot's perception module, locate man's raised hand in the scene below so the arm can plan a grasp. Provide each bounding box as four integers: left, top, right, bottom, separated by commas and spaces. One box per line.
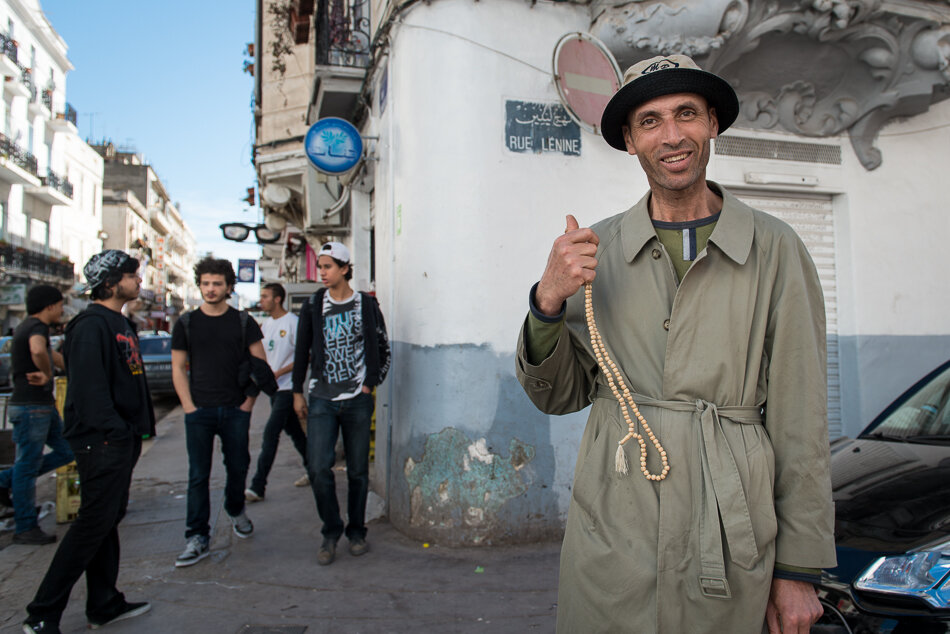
535, 214, 599, 317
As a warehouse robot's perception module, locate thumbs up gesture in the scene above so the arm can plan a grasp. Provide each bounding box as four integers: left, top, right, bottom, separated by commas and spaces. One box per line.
535, 214, 599, 317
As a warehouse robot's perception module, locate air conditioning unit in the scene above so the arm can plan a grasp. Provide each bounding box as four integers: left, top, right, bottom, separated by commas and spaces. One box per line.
305, 165, 349, 233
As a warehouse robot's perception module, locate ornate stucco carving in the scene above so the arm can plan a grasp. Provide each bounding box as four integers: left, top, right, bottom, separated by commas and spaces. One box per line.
590, 0, 950, 169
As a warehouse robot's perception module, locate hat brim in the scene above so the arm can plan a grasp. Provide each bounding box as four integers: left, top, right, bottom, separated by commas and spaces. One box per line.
600, 68, 739, 151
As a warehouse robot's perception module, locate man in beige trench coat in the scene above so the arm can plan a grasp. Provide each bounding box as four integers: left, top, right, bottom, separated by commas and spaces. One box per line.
516, 55, 837, 633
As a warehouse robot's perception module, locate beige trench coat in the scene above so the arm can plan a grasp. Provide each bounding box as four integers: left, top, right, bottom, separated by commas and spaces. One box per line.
517, 184, 836, 633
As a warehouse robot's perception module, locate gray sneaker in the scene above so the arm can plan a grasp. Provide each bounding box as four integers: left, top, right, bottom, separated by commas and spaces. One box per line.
229, 510, 254, 538
175, 535, 210, 567
317, 537, 338, 565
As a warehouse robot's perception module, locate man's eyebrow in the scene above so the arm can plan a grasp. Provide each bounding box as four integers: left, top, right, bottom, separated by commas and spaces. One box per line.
633, 100, 706, 123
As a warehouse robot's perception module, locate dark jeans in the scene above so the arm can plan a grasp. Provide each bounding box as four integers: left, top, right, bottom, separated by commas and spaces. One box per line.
0, 404, 74, 533
250, 391, 308, 495
26, 432, 141, 625
184, 406, 251, 538
307, 392, 374, 541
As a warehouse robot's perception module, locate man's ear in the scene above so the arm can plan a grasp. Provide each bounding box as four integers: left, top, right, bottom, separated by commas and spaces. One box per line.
708, 107, 719, 140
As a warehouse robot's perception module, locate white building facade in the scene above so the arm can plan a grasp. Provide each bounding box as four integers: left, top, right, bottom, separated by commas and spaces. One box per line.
0, 0, 103, 328
260, 0, 950, 544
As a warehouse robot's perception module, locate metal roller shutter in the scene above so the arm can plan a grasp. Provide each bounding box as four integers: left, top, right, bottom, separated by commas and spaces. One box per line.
734, 192, 842, 439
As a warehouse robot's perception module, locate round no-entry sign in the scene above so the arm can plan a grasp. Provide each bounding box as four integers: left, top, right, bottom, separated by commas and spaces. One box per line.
552, 33, 622, 135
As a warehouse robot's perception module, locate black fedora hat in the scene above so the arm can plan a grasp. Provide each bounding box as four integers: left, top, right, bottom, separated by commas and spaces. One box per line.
600, 55, 739, 151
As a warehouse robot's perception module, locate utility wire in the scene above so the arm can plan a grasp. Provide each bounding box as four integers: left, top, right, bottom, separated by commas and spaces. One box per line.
399, 22, 551, 76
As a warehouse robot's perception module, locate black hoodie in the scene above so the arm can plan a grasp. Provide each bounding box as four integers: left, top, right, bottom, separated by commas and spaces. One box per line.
62, 303, 155, 439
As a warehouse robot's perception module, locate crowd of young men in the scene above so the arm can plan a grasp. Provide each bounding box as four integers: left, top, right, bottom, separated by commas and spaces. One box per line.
4, 243, 390, 633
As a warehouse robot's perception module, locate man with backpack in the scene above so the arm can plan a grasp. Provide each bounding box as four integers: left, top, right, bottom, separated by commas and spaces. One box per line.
293, 242, 390, 565
171, 257, 267, 567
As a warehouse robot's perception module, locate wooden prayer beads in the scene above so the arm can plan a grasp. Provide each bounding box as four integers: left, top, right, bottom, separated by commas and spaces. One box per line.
584, 282, 670, 480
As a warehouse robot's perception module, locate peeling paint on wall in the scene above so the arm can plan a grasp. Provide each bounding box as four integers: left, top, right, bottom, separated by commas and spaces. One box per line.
404, 427, 536, 543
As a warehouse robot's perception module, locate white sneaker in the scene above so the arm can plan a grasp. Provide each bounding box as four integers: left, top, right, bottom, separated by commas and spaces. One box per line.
244, 488, 263, 502
175, 535, 210, 567
294, 474, 309, 487
229, 510, 254, 538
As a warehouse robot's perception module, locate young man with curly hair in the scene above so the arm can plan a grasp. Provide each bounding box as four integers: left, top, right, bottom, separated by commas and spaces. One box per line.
171, 257, 266, 567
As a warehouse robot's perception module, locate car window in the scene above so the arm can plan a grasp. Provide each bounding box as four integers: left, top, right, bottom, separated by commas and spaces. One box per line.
140, 338, 172, 355
867, 366, 950, 440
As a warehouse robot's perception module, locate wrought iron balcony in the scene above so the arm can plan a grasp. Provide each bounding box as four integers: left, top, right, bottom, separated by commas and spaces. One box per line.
0, 32, 16, 64
41, 168, 73, 199
62, 102, 77, 125
41, 90, 52, 111
0, 242, 74, 282
315, 0, 370, 68
0, 132, 38, 176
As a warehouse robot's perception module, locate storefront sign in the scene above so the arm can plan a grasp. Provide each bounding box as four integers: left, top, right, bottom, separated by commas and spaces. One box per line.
305, 117, 363, 174
237, 259, 256, 283
505, 100, 581, 156
0, 284, 26, 305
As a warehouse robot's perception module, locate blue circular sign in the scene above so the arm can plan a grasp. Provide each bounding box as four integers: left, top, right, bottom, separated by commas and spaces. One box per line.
304, 117, 363, 174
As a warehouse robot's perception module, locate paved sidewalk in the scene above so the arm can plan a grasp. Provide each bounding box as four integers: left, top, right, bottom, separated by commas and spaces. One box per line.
0, 399, 560, 633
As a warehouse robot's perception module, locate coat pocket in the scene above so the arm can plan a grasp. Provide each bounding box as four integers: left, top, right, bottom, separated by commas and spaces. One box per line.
737, 425, 778, 563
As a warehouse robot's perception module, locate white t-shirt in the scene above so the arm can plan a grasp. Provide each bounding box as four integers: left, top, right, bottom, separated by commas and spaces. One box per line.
261, 311, 298, 391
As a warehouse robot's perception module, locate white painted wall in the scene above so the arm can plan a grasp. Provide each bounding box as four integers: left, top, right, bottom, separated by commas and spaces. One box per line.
49, 134, 103, 279
381, 0, 646, 351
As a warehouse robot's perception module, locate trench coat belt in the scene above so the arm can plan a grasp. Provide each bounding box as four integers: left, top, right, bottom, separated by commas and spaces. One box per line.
595, 384, 765, 599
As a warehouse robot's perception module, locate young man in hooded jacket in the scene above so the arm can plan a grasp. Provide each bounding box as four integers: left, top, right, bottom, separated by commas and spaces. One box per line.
23, 250, 154, 634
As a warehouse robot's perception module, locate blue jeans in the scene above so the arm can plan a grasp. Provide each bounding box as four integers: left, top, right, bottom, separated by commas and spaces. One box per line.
306, 392, 374, 541
183, 406, 251, 538
249, 391, 308, 495
0, 404, 74, 533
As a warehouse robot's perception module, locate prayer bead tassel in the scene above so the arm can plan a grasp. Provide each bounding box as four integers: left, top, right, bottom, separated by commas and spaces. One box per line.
584, 282, 670, 481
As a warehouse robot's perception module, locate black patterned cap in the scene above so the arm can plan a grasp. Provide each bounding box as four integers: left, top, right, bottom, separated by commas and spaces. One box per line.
81, 249, 131, 293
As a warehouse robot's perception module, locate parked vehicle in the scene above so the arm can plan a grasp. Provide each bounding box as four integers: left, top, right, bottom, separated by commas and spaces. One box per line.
0, 336, 11, 388
139, 331, 174, 396
815, 359, 950, 633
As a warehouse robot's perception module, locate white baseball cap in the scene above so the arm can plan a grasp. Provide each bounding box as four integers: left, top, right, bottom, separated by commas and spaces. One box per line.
318, 241, 351, 264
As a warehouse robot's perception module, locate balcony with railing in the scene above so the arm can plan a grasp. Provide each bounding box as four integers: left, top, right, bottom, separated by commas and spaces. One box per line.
0, 241, 74, 283
0, 32, 17, 77
49, 102, 78, 134
0, 132, 39, 185
315, 0, 370, 69
26, 168, 73, 206
28, 80, 51, 117
3, 62, 31, 99
308, 0, 371, 123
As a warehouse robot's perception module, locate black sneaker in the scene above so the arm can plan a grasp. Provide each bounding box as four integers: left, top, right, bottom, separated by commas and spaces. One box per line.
317, 537, 338, 566
349, 536, 369, 556
22, 621, 61, 634
88, 601, 151, 629
13, 527, 56, 545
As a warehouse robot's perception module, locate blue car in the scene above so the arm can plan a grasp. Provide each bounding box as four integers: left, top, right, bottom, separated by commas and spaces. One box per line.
139, 332, 174, 396
0, 335, 12, 388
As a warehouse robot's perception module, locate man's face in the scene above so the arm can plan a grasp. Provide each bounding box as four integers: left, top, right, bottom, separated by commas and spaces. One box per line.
621, 92, 718, 194
318, 255, 349, 289
114, 272, 141, 302
199, 273, 231, 304
259, 289, 277, 314
47, 300, 64, 323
